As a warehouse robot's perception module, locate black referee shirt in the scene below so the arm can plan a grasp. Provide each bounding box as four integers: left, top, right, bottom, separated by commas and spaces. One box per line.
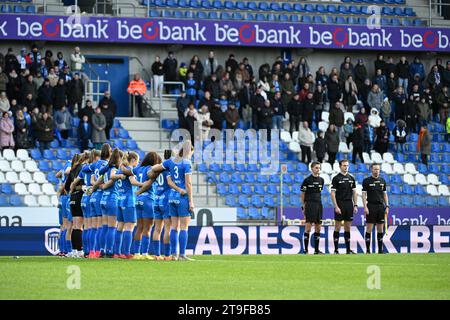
362, 176, 387, 205
331, 173, 356, 201
301, 174, 325, 202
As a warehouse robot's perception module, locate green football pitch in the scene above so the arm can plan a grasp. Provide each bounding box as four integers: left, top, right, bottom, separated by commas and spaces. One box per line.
1, 254, 449, 300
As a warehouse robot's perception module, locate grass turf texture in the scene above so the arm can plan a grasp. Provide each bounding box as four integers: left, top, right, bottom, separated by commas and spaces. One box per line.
0, 254, 449, 300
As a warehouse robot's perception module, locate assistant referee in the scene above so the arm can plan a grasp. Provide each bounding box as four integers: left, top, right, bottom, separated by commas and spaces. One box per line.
362, 164, 389, 254
330, 159, 358, 254
301, 161, 325, 255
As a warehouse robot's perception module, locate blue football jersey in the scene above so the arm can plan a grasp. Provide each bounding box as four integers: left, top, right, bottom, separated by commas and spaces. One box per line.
162, 157, 192, 199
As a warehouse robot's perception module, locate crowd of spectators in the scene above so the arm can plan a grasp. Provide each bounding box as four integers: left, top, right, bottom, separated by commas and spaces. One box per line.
166, 51, 450, 165
0, 45, 118, 154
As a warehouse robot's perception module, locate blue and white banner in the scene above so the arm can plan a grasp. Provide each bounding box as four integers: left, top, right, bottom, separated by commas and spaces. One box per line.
0, 226, 449, 256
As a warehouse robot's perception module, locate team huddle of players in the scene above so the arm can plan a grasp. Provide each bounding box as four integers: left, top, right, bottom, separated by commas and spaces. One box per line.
301, 160, 390, 254
56, 141, 195, 260
56, 140, 388, 258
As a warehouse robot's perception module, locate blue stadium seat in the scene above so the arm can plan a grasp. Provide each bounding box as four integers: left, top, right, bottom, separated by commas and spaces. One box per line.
428, 164, 440, 174
391, 185, 402, 195
414, 185, 426, 195
166, 0, 177, 7
267, 184, 278, 194
258, 1, 269, 11
189, 0, 199, 7
245, 12, 255, 20
394, 7, 405, 16
209, 163, 220, 172
381, 18, 391, 25
247, 1, 257, 10
217, 184, 227, 196
212, 0, 223, 8
0, 196, 9, 206
335, 16, 346, 24
316, 4, 326, 13
235, 163, 246, 172
252, 195, 264, 207
413, 196, 425, 207
262, 207, 274, 220
221, 11, 231, 20
338, 5, 348, 14
225, 195, 237, 206
126, 140, 138, 150
271, 2, 281, 11
52, 160, 63, 172
13, 5, 24, 13
401, 195, 412, 207
198, 163, 208, 172
247, 163, 258, 172
270, 174, 280, 183
326, 16, 335, 24
405, 7, 415, 16
356, 173, 364, 184
294, 173, 304, 185
442, 164, 450, 174
9, 195, 23, 206
249, 207, 262, 219
244, 173, 256, 183
1, 183, 13, 195
238, 195, 250, 207
439, 174, 450, 185
282, 174, 293, 184
263, 195, 274, 207
402, 18, 412, 26
327, 4, 337, 13
297, 163, 308, 172
30, 149, 42, 160
256, 174, 269, 183
290, 195, 301, 207
391, 18, 401, 26
232, 12, 243, 20
1, 5, 11, 13
207, 11, 218, 19
292, 184, 301, 194
255, 13, 266, 21
185, 11, 193, 18
282, 184, 291, 195
426, 196, 438, 207
431, 144, 441, 153
347, 17, 358, 24
221, 163, 233, 172
313, 16, 324, 23
349, 5, 360, 14
47, 172, 59, 184
382, 7, 393, 15
282, 3, 293, 11
390, 175, 402, 184
439, 196, 449, 207
228, 184, 239, 195
290, 14, 299, 22
359, 17, 367, 25
242, 184, 253, 195
304, 4, 314, 12
390, 195, 400, 207
293, 3, 303, 12
236, 1, 246, 10
197, 11, 207, 19
162, 10, 173, 17
231, 172, 243, 183
43, 149, 56, 160
267, 13, 276, 21
118, 128, 130, 139
278, 14, 289, 22
237, 207, 247, 220
255, 184, 265, 195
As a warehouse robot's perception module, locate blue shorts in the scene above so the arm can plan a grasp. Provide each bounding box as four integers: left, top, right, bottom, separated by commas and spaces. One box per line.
81, 194, 91, 218
90, 192, 103, 217
136, 197, 154, 219
154, 202, 170, 220
101, 198, 119, 216
118, 206, 137, 223
169, 196, 191, 217
66, 198, 73, 222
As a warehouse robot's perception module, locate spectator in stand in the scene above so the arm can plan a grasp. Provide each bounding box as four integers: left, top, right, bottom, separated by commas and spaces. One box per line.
185, 103, 198, 141
359, 78, 372, 109
233, 72, 244, 93
385, 56, 397, 77
78, 115, 91, 152
91, 106, 107, 150
28, 44, 42, 76
205, 73, 221, 99
60, 66, 72, 83
178, 63, 187, 84
251, 87, 266, 130
296, 57, 309, 88
298, 82, 310, 102
22, 74, 37, 103
197, 105, 213, 141
127, 73, 147, 117
190, 55, 204, 84
271, 91, 284, 130
163, 51, 178, 93
47, 67, 59, 87
392, 86, 407, 121
287, 93, 302, 135
151, 56, 164, 98
301, 91, 315, 128
185, 71, 198, 103
299, 121, 315, 164
368, 84, 384, 112
98, 91, 117, 118
101, 101, 114, 140
209, 102, 224, 131
37, 78, 54, 114
226, 54, 239, 80
13, 110, 29, 150
352, 121, 364, 164
344, 75, 358, 111
410, 75, 424, 96
363, 122, 371, 153
44, 50, 53, 70
397, 56, 409, 93
418, 125, 431, 166
242, 57, 254, 79
35, 111, 54, 154
340, 56, 354, 73
9, 99, 19, 116
0, 92, 10, 113
176, 91, 190, 129
304, 74, 316, 93
0, 67, 8, 94
380, 97, 392, 125
54, 105, 72, 140
52, 78, 67, 111
329, 102, 345, 140
372, 69, 387, 93
17, 48, 30, 71
393, 119, 408, 153
4, 48, 19, 74
67, 73, 84, 115
236, 62, 250, 82
427, 65, 442, 88
409, 57, 425, 82
54, 52, 67, 70
386, 72, 397, 99
225, 103, 239, 130
327, 74, 343, 107
0, 111, 14, 150
405, 94, 420, 134
313, 131, 326, 163
325, 124, 339, 165
417, 94, 431, 126
23, 93, 35, 111
355, 106, 368, 125
257, 75, 271, 98
373, 120, 390, 155
269, 74, 280, 97
70, 47, 85, 75
354, 59, 367, 92
339, 63, 354, 84
374, 54, 386, 76
313, 84, 327, 127
220, 72, 234, 97
368, 108, 382, 128
258, 100, 274, 141
78, 99, 95, 124
281, 72, 295, 108
343, 118, 354, 149
443, 61, 450, 88
315, 66, 329, 88
204, 51, 219, 79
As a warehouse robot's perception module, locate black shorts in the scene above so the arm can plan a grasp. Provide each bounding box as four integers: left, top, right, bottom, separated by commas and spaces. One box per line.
70, 191, 83, 218
335, 200, 354, 222
304, 201, 323, 224
366, 203, 386, 224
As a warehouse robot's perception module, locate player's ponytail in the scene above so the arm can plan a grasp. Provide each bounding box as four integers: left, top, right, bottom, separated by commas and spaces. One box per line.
108, 148, 122, 168
100, 143, 112, 160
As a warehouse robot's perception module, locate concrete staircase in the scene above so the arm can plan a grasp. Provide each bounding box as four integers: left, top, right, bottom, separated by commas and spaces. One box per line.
408, 0, 449, 25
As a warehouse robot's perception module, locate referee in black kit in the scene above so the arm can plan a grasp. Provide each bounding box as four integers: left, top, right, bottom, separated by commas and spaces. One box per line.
301, 161, 325, 255
330, 159, 358, 254
362, 163, 390, 254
